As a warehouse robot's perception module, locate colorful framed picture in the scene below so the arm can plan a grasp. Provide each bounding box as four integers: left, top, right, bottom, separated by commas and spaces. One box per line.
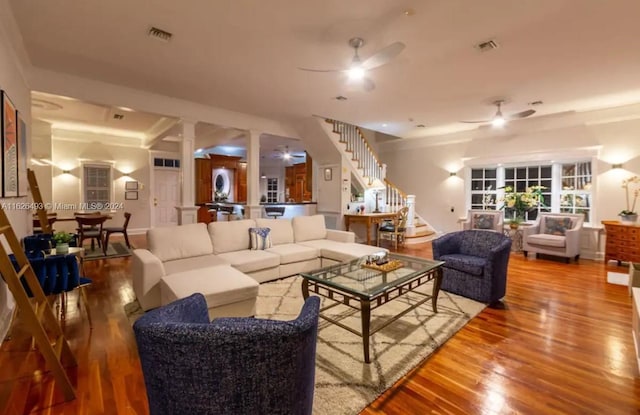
17, 113, 27, 196
1, 91, 17, 197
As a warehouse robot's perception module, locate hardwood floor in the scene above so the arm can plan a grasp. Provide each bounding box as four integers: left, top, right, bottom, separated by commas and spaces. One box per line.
1, 235, 639, 414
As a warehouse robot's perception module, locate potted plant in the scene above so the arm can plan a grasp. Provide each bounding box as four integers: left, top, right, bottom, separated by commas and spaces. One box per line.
620, 175, 640, 223
53, 231, 74, 254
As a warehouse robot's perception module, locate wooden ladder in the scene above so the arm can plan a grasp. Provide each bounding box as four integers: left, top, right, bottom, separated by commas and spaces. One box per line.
0, 206, 77, 400
28, 168, 53, 234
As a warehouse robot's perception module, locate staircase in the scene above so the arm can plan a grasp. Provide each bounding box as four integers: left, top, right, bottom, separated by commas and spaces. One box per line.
324, 119, 436, 244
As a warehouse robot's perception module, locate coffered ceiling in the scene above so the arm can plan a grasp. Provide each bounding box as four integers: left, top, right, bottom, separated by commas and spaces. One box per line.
8, 0, 640, 140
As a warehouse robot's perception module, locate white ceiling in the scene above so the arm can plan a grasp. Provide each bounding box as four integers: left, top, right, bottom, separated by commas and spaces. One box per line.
9, 0, 640, 140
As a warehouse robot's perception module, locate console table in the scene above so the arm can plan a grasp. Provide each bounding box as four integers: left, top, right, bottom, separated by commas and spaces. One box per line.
602, 221, 640, 265
344, 212, 397, 245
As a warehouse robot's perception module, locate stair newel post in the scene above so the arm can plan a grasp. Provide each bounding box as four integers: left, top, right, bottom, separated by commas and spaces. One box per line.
406, 195, 416, 230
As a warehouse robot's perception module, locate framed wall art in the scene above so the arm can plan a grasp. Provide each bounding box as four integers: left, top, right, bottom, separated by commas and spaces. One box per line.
324, 167, 332, 181
1, 91, 17, 197
17, 113, 27, 196
125, 180, 138, 190
125, 191, 138, 200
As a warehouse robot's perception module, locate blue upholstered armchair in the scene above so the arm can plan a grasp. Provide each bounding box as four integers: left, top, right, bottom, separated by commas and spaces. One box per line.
432, 230, 512, 305
133, 293, 320, 415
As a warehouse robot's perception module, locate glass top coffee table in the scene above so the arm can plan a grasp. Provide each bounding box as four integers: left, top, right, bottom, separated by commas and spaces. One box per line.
300, 253, 444, 363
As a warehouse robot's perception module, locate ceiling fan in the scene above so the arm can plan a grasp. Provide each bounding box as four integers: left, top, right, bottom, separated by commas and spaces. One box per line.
460, 100, 536, 127
273, 146, 305, 161
298, 37, 405, 92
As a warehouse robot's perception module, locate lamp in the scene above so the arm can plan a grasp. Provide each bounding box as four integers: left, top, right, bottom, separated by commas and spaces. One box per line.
612, 163, 623, 169
449, 171, 457, 177
62, 169, 71, 174
260, 173, 266, 179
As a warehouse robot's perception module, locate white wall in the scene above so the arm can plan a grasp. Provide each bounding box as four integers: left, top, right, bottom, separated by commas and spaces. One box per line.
379, 117, 640, 233
0, 23, 31, 341
51, 139, 151, 233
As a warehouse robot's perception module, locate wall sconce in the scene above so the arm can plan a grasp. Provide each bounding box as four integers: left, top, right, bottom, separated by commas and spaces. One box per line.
260, 173, 266, 179
611, 163, 623, 169
62, 169, 71, 174
449, 171, 457, 177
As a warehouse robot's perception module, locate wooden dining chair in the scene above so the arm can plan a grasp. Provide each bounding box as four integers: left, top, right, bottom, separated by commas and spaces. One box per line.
103, 212, 132, 255
75, 215, 107, 252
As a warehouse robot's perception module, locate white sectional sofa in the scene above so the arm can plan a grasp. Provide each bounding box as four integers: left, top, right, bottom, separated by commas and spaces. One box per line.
132, 215, 386, 318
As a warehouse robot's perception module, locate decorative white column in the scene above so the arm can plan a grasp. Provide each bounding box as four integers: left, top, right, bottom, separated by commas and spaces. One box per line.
175, 119, 198, 225
245, 130, 262, 219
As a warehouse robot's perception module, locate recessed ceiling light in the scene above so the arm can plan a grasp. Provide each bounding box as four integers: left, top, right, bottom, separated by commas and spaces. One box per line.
403, 9, 415, 16
382, 123, 387, 127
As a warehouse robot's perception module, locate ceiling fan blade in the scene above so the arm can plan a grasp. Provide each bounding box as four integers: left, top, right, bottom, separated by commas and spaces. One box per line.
460, 119, 491, 124
361, 42, 406, 70
297, 67, 342, 73
362, 77, 376, 92
508, 109, 536, 119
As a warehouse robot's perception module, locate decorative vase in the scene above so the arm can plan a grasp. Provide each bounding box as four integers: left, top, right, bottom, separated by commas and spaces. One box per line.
620, 214, 638, 224
56, 243, 69, 254
509, 222, 520, 230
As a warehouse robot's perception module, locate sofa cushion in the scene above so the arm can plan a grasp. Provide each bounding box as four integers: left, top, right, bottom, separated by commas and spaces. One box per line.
164, 255, 230, 276
527, 233, 566, 248
249, 227, 273, 250
161, 265, 259, 308
148, 223, 213, 262
293, 215, 327, 242
216, 249, 280, 273
299, 239, 387, 263
209, 219, 256, 254
255, 218, 294, 245
543, 217, 573, 236
266, 243, 318, 264
440, 254, 486, 276
472, 214, 495, 230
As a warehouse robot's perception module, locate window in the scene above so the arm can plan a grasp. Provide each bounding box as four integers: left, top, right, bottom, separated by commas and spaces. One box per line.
84, 165, 111, 209
504, 165, 552, 221
468, 160, 594, 224
470, 168, 498, 210
267, 178, 278, 203
560, 162, 592, 222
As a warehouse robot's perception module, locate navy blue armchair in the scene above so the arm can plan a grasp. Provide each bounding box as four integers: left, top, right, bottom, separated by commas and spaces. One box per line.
432, 230, 512, 305
133, 293, 320, 415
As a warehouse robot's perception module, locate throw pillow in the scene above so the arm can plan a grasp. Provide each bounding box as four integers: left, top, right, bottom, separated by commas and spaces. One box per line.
472, 214, 495, 230
544, 217, 573, 236
249, 227, 272, 250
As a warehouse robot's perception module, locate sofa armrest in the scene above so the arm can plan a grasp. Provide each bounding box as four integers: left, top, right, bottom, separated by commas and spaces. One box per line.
522, 224, 540, 239
564, 227, 582, 255
326, 229, 355, 243
132, 249, 166, 311
432, 232, 462, 259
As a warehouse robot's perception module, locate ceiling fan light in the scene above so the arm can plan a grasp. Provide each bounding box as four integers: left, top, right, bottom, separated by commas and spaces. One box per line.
283, 153, 291, 160
347, 66, 365, 81
492, 116, 506, 127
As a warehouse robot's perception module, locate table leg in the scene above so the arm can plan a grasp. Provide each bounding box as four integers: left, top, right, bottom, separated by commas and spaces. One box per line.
431, 268, 443, 313
361, 299, 371, 363
365, 219, 372, 245
302, 278, 310, 299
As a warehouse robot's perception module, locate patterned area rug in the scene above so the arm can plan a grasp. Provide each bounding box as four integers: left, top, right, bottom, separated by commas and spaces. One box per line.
125, 276, 485, 414
83, 241, 132, 261
258, 276, 485, 415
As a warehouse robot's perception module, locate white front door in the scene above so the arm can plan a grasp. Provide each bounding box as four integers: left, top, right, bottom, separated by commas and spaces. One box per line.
153, 168, 179, 227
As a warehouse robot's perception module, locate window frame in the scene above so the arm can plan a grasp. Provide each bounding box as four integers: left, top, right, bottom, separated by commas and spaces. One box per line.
81, 162, 114, 211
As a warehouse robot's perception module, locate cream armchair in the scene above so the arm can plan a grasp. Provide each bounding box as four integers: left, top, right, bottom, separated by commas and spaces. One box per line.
522, 213, 584, 263
462, 210, 504, 232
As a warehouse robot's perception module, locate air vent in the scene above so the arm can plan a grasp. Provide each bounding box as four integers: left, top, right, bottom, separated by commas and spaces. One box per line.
335, 95, 348, 101
416, 124, 426, 128
475, 39, 499, 52
528, 100, 544, 106
148, 26, 173, 42
113, 113, 124, 120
